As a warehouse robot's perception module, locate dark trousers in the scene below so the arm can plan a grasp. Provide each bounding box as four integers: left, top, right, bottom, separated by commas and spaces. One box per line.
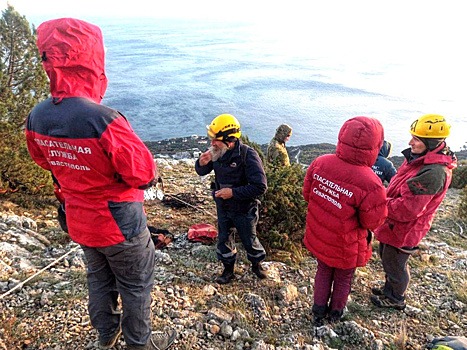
313, 259, 355, 312
216, 204, 266, 264
378, 242, 410, 302
81, 228, 155, 347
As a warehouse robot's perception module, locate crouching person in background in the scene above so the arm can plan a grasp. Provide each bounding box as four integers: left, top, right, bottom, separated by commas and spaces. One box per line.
302, 116, 387, 325
195, 114, 268, 284
25, 18, 176, 350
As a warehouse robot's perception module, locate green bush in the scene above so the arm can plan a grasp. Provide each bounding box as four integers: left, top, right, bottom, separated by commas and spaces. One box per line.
0, 125, 54, 207
258, 163, 308, 263
459, 185, 467, 221
1, 5, 53, 207
241, 136, 308, 263
451, 165, 467, 189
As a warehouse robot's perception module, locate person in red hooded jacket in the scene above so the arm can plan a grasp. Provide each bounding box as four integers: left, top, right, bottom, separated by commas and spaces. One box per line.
303, 116, 387, 325
371, 114, 457, 310
25, 18, 176, 350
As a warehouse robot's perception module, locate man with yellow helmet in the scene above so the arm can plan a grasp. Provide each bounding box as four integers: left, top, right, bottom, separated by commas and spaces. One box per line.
371, 114, 457, 310
195, 114, 268, 284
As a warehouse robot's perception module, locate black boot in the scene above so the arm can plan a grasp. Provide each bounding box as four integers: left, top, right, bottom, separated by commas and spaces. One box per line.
252, 262, 267, 279
312, 304, 327, 327
328, 309, 344, 323
216, 262, 235, 284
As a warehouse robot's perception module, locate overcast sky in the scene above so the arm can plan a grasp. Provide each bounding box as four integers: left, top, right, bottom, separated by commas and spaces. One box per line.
2, 0, 465, 25
4, 0, 309, 20
3, 1, 465, 54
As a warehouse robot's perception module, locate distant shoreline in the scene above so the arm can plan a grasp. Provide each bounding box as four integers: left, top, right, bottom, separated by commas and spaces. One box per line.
144, 135, 466, 169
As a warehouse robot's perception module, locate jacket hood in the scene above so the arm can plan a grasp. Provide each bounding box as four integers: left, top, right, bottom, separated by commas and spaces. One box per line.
336, 116, 384, 167
37, 18, 108, 104
274, 124, 292, 143
378, 140, 392, 158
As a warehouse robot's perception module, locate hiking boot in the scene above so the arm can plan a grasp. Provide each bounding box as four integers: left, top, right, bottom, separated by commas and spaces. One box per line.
127, 329, 177, 350
311, 304, 327, 327
98, 326, 122, 349
216, 262, 235, 284
313, 315, 324, 327
328, 309, 344, 323
252, 262, 267, 279
370, 294, 406, 310
147, 329, 177, 350
371, 287, 384, 296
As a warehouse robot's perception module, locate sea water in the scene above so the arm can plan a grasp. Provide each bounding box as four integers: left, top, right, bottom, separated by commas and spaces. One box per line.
38, 17, 467, 155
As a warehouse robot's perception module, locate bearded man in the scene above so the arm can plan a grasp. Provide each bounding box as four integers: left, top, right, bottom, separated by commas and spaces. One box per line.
195, 114, 268, 284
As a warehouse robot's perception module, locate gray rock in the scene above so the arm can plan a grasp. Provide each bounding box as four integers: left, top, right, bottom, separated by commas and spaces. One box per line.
220, 321, 233, 338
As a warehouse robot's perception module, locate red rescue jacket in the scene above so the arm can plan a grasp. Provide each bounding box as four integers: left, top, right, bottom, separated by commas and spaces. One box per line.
302, 117, 387, 269
375, 143, 457, 248
25, 18, 156, 247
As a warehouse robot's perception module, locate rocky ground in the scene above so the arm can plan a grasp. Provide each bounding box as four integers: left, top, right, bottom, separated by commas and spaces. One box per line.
0, 157, 466, 350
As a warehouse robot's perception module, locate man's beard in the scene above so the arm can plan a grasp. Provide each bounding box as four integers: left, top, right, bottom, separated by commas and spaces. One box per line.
209, 144, 228, 162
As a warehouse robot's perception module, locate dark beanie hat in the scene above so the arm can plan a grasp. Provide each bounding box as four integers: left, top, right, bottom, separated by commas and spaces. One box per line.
418, 137, 444, 151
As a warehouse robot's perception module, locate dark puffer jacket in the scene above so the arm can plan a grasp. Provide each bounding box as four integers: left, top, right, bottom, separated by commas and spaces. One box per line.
25, 18, 155, 247
195, 140, 267, 213
302, 117, 387, 269
372, 140, 397, 183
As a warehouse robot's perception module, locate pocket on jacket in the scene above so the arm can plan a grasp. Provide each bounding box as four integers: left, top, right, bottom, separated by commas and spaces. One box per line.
108, 201, 147, 240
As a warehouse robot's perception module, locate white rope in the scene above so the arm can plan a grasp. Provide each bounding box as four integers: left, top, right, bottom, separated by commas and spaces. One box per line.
0, 244, 80, 300
455, 221, 465, 238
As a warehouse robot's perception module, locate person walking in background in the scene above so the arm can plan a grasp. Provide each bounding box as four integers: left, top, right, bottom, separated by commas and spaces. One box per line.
371, 114, 457, 310
25, 18, 176, 350
372, 140, 397, 185
195, 114, 268, 284
267, 123, 293, 166
302, 116, 387, 325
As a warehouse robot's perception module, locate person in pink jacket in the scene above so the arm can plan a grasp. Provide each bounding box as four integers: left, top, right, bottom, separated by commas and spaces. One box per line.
371, 114, 457, 310
303, 116, 388, 325
25, 18, 176, 350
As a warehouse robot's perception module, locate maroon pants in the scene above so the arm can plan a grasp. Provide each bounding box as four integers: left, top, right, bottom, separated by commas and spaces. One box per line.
313, 259, 355, 312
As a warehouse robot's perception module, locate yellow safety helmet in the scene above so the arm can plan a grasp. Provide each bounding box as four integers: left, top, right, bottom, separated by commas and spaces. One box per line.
206, 114, 241, 141
409, 114, 450, 138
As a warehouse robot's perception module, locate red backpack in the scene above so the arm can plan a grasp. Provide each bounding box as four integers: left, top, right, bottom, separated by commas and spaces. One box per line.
187, 224, 218, 244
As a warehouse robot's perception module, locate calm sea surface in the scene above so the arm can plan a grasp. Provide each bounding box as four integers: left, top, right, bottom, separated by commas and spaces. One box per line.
37, 17, 467, 155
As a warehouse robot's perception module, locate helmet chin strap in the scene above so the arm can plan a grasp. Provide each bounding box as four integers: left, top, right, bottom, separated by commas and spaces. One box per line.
223, 140, 235, 148
221, 136, 238, 148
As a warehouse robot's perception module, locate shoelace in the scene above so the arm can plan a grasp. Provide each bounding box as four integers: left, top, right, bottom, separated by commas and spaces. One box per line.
149, 331, 171, 350
151, 331, 167, 340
